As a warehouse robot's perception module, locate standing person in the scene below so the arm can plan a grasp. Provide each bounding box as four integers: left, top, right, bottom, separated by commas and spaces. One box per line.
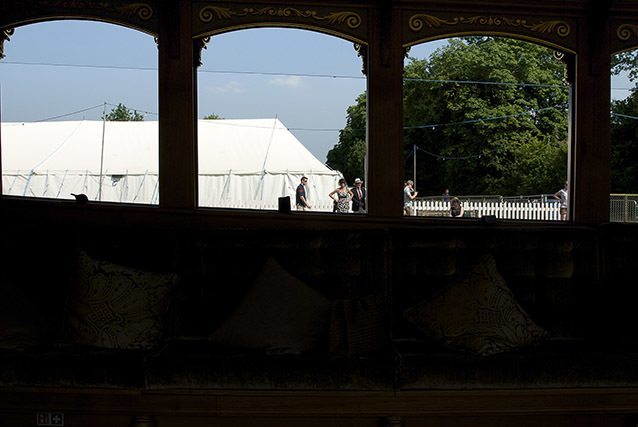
296, 176, 311, 211
351, 178, 367, 213
554, 181, 568, 221
442, 188, 450, 202
329, 178, 353, 213
403, 180, 418, 216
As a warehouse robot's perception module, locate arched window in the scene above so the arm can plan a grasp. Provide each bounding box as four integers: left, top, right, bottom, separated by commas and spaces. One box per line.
402, 36, 570, 222
610, 48, 638, 223
1, 20, 158, 204
195, 28, 366, 213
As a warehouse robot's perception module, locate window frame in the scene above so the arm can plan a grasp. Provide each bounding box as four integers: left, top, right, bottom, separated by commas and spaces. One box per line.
0, 0, 623, 227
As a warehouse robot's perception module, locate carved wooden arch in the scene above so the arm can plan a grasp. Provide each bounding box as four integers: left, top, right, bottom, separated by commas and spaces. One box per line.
0, 2, 158, 39
611, 19, 638, 55
402, 11, 577, 55
192, 3, 368, 45
192, 24, 368, 71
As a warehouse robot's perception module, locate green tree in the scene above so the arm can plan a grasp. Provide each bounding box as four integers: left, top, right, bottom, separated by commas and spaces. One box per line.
326, 93, 366, 182
611, 50, 638, 194
612, 50, 638, 82
103, 103, 144, 121
403, 37, 568, 196
611, 89, 638, 193
331, 37, 569, 196
203, 113, 222, 119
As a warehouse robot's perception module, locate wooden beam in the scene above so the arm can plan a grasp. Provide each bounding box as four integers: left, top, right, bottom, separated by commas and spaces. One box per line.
572, 10, 611, 224
366, 2, 405, 218
158, 0, 197, 209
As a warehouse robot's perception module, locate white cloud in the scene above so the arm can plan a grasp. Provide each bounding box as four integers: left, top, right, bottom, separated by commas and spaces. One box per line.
269, 75, 303, 88
206, 81, 245, 94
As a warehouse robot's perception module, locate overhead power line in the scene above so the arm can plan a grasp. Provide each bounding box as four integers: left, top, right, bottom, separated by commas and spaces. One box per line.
415, 144, 501, 161
404, 104, 567, 130
1, 61, 156, 72
32, 103, 104, 122
200, 69, 364, 80
3, 102, 156, 124
17, 104, 635, 134
408, 105, 568, 161
404, 77, 566, 89
612, 112, 638, 120
1, 60, 579, 89
8, 101, 568, 132
0, 60, 363, 79
104, 102, 158, 117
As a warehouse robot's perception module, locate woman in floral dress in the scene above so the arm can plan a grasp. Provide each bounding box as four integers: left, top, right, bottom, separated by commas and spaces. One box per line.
329, 178, 353, 213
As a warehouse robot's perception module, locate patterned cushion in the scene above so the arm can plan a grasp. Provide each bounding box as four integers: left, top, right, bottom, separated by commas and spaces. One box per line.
64, 251, 177, 350
404, 254, 547, 356
210, 258, 331, 354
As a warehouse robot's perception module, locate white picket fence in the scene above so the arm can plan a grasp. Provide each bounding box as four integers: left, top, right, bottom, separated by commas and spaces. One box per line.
209, 197, 636, 221
412, 199, 562, 221
207, 198, 561, 218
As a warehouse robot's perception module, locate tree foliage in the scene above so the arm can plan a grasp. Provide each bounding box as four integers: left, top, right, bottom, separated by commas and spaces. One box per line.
611, 49, 638, 194
330, 37, 570, 196
326, 93, 366, 182
612, 50, 638, 82
103, 103, 144, 121
404, 37, 568, 196
611, 91, 638, 193
203, 113, 222, 119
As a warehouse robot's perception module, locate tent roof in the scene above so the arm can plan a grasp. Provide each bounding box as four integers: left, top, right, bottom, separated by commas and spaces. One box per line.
1, 118, 338, 176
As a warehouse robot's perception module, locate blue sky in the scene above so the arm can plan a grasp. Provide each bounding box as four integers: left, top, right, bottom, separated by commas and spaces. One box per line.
0, 21, 369, 162
0, 20, 633, 162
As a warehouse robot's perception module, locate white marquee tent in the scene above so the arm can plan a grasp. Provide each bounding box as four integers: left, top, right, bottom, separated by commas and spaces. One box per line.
1, 119, 343, 211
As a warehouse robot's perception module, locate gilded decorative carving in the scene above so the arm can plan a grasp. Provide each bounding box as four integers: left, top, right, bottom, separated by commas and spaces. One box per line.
617, 24, 638, 41
353, 43, 367, 75
199, 6, 361, 29
119, 3, 153, 20
194, 36, 211, 67
36, 1, 153, 21
409, 14, 571, 37
1, 28, 15, 59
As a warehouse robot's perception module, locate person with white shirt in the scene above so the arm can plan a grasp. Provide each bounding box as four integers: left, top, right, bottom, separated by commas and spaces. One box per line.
554, 181, 568, 221
403, 180, 418, 216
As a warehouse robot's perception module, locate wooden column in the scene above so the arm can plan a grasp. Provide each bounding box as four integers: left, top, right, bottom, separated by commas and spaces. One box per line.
366, 2, 404, 217
0, 29, 12, 197
572, 5, 611, 224
158, 0, 197, 209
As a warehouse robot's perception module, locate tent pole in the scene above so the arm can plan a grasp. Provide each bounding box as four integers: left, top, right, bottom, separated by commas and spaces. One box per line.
98, 102, 107, 201
259, 118, 278, 200
56, 169, 69, 198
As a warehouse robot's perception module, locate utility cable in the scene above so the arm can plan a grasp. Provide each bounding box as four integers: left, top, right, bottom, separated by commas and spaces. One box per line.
403, 77, 566, 89
32, 103, 105, 122
612, 112, 638, 120
1, 60, 579, 89
104, 102, 158, 117
11, 102, 568, 131
414, 144, 500, 161
404, 104, 567, 130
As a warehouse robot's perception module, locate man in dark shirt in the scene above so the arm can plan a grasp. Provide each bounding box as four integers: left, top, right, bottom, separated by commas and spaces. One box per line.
351, 178, 367, 213
296, 176, 311, 211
